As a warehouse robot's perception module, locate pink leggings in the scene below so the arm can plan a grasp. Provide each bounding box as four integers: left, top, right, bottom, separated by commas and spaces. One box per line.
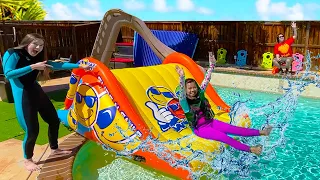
194, 118, 260, 152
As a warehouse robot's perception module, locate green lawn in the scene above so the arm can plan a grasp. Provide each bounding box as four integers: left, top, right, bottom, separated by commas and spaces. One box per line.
0, 89, 73, 145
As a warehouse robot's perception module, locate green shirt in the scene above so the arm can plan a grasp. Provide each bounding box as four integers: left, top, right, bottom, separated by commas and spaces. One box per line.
177, 63, 215, 130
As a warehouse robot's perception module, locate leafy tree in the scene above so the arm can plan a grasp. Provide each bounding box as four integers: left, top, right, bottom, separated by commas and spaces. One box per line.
0, 0, 23, 20
0, 0, 46, 20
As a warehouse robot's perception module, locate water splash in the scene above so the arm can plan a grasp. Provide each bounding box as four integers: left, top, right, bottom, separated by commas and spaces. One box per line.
97, 51, 320, 180
97, 159, 175, 180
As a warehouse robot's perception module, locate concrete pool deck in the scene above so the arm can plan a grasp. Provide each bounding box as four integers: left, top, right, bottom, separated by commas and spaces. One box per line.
0, 80, 80, 180
0, 133, 76, 180
211, 66, 320, 99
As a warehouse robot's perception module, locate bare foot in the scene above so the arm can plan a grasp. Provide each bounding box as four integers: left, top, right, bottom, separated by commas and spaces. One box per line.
24, 159, 40, 171
51, 148, 73, 156
260, 125, 273, 136
250, 145, 263, 156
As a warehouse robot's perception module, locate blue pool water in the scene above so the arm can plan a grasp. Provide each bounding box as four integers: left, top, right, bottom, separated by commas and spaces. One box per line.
214, 86, 320, 180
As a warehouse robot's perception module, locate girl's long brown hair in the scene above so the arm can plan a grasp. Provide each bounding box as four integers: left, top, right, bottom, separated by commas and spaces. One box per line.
14, 33, 51, 83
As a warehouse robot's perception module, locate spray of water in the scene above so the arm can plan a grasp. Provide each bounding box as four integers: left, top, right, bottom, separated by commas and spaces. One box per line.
97, 51, 319, 180
97, 158, 175, 180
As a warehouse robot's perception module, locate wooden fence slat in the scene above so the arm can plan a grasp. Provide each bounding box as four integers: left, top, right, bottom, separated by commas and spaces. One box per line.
304, 22, 311, 55
72, 26, 78, 61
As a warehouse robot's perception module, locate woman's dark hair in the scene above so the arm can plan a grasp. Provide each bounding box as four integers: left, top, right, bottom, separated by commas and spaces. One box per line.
276, 33, 284, 43
185, 78, 197, 85
14, 33, 50, 83
14, 33, 45, 50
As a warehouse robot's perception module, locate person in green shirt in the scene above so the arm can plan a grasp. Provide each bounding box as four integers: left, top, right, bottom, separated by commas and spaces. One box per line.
175, 54, 272, 155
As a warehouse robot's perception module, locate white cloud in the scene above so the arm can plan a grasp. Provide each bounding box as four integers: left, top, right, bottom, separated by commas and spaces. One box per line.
256, 0, 320, 20
196, 7, 213, 15
45, 0, 103, 20
177, 0, 194, 11
123, 0, 145, 10
256, 0, 303, 20
74, 0, 102, 17
176, 0, 213, 15
153, 0, 171, 12
45, 3, 74, 20
255, 0, 270, 20
44, 0, 215, 20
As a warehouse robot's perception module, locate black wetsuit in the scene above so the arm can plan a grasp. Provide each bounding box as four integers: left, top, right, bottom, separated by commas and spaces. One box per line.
2, 48, 79, 159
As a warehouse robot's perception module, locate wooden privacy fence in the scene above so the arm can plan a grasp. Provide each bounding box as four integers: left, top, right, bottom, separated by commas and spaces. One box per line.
121, 21, 320, 69
1, 21, 320, 73
0, 21, 100, 62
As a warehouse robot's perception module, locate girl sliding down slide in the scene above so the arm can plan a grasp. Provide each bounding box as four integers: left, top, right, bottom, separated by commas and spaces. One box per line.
2, 33, 90, 172
175, 54, 272, 155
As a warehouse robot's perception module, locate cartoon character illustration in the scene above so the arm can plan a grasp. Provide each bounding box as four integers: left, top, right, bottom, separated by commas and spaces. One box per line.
66, 83, 99, 139
77, 58, 97, 71
145, 86, 188, 132
58, 58, 141, 152
92, 91, 140, 152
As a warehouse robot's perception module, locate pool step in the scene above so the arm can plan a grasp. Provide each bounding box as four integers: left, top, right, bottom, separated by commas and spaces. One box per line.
37, 133, 87, 180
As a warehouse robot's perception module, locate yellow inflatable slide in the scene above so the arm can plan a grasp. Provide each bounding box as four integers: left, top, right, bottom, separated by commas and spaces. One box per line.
57, 52, 251, 180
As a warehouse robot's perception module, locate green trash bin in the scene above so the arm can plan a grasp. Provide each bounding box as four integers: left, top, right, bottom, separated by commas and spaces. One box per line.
217, 48, 227, 64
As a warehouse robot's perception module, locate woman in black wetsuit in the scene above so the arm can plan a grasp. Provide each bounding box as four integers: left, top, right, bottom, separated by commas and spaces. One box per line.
2, 33, 90, 171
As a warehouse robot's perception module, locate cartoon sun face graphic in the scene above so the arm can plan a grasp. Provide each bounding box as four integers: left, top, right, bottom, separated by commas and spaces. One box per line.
92, 93, 140, 152
69, 84, 99, 128
146, 86, 176, 107
79, 58, 90, 66
64, 65, 140, 152
146, 85, 186, 121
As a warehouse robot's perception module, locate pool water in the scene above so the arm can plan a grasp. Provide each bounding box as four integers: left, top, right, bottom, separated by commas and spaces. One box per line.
72, 141, 178, 180
72, 85, 320, 180
215, 86, 320, 180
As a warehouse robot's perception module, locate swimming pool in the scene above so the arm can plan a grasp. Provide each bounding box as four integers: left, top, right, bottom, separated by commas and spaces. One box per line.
72, 85, 320, 179
215, 86, 320, 180
72, 141, 178, 179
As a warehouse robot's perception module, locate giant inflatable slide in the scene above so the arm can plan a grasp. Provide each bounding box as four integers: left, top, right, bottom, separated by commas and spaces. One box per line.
57, 9, 251, 180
